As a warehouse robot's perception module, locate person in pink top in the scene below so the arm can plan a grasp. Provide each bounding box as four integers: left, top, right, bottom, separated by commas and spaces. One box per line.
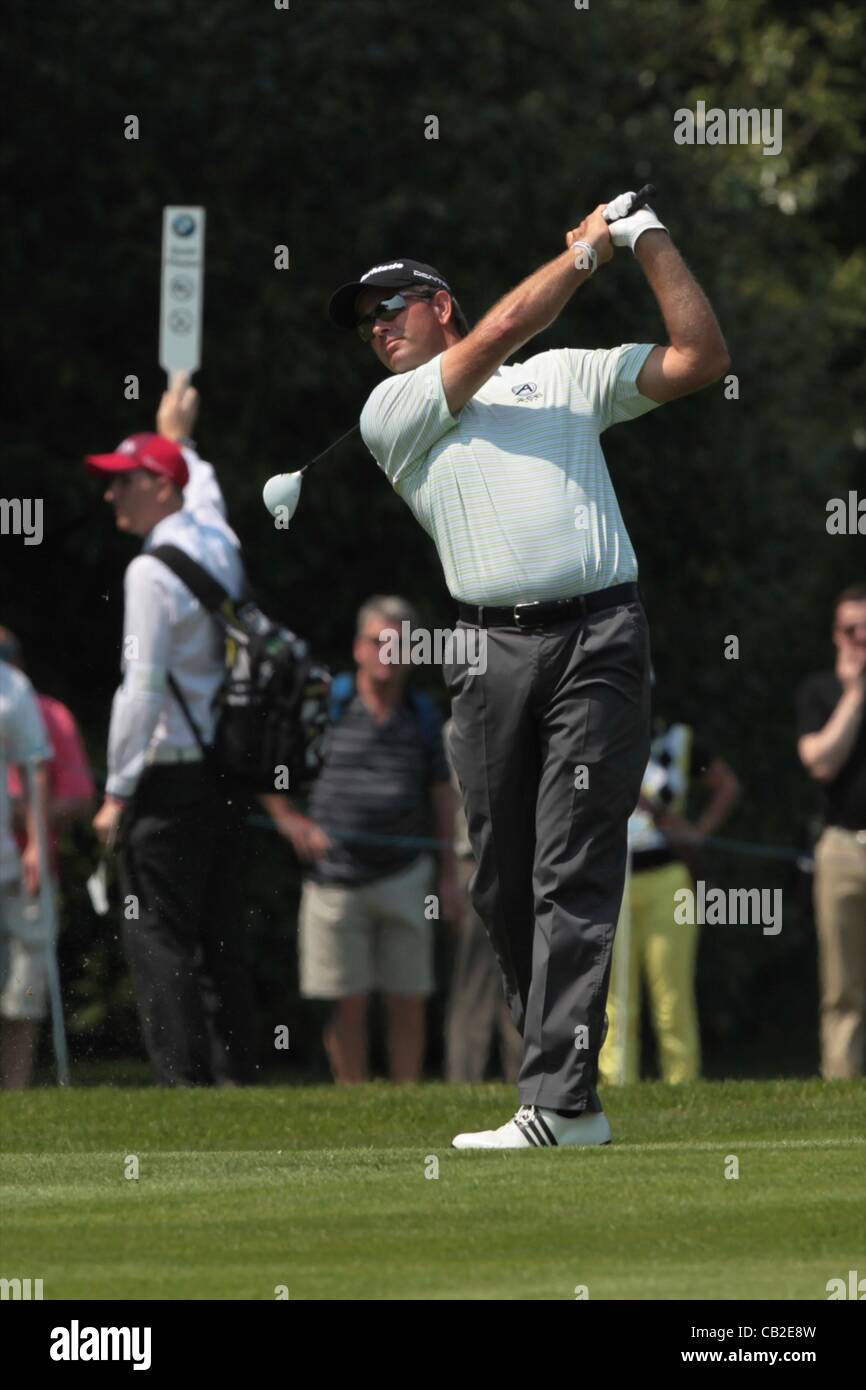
1, 627, 95, 1086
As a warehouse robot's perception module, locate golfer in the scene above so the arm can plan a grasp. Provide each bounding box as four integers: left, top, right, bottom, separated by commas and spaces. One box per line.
328, 193, 729, 1147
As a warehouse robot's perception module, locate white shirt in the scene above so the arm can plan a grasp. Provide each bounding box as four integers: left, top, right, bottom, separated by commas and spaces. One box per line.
106, 473, 243, 798
0, 662, 50, 885
360, 344, 660, 605
181, 445, 241, 547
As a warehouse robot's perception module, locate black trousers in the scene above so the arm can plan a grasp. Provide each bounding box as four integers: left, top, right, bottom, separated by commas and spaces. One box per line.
443, 599, 651, 1113
118, 763, 257, 1086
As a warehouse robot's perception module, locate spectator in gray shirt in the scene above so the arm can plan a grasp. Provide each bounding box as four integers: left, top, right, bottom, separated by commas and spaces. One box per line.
263, 596, 458, 1083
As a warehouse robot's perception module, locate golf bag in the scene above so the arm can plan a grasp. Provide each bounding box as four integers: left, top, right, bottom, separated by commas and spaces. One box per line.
150, 544, 331, 793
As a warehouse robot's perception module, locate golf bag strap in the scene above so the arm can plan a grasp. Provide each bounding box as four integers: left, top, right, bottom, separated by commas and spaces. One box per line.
149, 543, 234, 617
165, 672, 211, 760
149, 546, 222, 761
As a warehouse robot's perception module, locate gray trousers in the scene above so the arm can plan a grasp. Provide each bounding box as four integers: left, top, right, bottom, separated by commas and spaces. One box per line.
443, 599, 651, 1112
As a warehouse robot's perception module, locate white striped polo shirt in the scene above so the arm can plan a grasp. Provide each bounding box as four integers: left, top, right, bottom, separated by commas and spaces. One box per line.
360, 343, 660, 605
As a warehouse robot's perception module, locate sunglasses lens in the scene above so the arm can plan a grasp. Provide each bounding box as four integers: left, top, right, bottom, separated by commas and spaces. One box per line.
356, 294, 408, 340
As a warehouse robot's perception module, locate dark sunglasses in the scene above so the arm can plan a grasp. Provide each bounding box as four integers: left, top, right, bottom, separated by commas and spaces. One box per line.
355, 290, 434, 342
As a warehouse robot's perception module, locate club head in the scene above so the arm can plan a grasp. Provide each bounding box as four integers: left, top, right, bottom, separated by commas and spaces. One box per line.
263, 470, 303, 521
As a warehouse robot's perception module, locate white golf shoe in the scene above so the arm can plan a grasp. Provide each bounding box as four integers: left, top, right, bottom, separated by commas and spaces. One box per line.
452, 1104, 612, 1150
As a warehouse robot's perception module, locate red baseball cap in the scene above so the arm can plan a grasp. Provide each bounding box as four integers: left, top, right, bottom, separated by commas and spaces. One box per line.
85, 433, 189, 489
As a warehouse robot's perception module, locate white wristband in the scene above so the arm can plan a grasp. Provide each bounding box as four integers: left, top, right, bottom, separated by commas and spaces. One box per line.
571, 240, 598, 276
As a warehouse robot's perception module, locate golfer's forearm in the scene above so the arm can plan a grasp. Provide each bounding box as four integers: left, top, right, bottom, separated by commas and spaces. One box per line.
635, 233, 728, 367
799, 689, 865, 781
441, 247, 594, 412
474, 249, 590, 354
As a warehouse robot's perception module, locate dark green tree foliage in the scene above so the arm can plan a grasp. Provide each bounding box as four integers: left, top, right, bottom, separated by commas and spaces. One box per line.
2, 0, 863, 1073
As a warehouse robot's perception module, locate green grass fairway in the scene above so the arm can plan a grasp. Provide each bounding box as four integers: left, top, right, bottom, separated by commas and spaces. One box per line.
1, 1079, 862, 1300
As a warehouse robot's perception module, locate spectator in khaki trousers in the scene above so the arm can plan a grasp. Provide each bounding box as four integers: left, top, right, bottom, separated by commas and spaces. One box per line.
443, 719, 522, 1082
797, 583, 866, 1079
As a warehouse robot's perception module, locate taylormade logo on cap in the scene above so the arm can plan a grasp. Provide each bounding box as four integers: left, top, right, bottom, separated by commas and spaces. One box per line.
360, 262, 405, 281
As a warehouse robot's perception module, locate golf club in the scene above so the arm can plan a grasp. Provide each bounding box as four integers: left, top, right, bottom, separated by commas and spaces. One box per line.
262, 422, 360, 521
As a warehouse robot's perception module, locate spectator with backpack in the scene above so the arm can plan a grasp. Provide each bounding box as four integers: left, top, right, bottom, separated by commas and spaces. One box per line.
262, 597, 458, 1083
88, 375, 257, 1086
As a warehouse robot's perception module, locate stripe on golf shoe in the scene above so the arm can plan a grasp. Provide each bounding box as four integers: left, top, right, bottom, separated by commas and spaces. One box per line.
514, 1112, 541, 1146
532, 1111, 559, 1146
515, 1108, 557, 1147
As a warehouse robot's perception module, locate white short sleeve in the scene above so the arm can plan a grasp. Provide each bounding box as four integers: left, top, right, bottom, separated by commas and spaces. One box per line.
565, 343, 659, 433
360, 355, 459, 486
0, 665, 50, 765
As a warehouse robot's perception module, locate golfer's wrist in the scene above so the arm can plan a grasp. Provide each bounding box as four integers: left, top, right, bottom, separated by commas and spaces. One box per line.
633, 227, 671, 261
569, 241, 598, 277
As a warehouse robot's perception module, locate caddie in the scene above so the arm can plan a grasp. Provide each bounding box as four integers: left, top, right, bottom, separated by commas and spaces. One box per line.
87, 376, 256, 1087
328, 192, 729, 1147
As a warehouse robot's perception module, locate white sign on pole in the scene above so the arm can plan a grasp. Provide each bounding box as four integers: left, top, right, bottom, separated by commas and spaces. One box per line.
159, 206, 205, 378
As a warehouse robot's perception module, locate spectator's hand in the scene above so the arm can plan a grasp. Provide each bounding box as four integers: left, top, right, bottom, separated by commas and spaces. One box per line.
274, 812, 333, 863
565, 205, 614, 268
157, 370, 199, 442
655, 811, 702, 846
437, 865, 465, 929
837, 645, 866, 693
20, 840, 40, 897
93, 796, 125, 849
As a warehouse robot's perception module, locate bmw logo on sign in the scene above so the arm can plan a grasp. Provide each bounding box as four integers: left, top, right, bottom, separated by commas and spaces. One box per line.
172, 213, 196, 237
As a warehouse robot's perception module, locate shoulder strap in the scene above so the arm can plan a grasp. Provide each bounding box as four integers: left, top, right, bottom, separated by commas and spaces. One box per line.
149, 543, 232, 619
328, 672, 356, 723
166, 674, 210, 757
147, 544, 227, 758
408, 689, 440, 751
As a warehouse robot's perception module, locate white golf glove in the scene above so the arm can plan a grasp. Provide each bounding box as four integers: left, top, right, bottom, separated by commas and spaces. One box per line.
603, 191, 667, 251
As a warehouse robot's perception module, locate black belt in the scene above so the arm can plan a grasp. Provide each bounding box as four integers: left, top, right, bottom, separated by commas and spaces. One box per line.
457, 582, 639, 630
